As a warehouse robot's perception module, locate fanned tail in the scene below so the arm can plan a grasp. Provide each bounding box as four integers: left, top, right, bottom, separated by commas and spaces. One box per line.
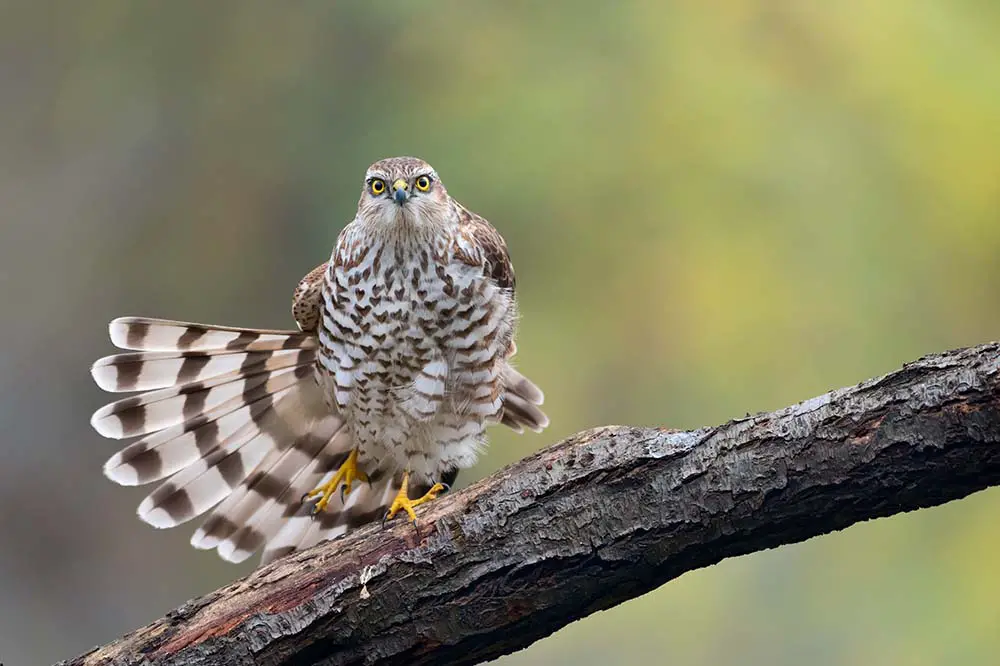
91, 317, 383, 565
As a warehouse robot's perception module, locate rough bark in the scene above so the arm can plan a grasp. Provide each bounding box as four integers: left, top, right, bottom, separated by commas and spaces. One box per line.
61, 342, 1000, 666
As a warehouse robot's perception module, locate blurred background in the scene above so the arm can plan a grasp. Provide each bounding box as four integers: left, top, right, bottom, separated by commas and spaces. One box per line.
2, 1, 999, 664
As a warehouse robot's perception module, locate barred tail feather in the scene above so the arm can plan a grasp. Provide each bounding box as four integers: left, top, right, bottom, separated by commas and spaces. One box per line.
108, 317, 316, 353
92, 348, 312, 393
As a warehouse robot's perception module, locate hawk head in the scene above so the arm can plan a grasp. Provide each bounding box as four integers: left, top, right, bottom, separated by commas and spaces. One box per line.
357, 156, 451, 228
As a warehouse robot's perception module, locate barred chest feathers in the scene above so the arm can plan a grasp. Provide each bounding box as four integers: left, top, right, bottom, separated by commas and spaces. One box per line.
316, 222, 515, 483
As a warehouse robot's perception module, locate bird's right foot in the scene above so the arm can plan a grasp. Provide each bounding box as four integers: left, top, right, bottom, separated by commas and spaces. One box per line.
302, 448, 369, 515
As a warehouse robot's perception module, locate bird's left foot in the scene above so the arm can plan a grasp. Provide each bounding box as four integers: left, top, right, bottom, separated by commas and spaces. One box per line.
383, 471, 447, 525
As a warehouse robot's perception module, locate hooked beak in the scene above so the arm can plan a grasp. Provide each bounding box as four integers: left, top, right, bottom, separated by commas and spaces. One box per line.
392, 179, 409, 205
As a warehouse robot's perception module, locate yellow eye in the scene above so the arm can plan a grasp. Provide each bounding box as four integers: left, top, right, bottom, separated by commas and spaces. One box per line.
369, 178, 386, 195
415, 175, 432, 192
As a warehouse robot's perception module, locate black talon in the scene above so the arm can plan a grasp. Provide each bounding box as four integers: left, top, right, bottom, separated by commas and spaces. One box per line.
339, 484, 347, 505
439, 482, 451, 494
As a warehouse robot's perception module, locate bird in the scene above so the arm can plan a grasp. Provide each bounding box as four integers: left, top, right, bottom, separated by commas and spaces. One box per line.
89, 156, 549, 566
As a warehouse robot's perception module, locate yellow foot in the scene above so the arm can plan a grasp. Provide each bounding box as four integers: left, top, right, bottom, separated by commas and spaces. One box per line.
383, 472, 447, 525
302, 448, 369, 515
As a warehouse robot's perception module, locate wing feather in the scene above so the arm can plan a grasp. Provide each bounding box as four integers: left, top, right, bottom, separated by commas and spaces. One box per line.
453, 201, 516, 292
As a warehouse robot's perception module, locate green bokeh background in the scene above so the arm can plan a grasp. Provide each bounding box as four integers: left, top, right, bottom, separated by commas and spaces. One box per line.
1, 2, 999, 664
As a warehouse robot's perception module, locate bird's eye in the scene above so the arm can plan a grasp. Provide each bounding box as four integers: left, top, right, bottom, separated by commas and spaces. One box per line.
369, 178, 386, 195
415, 175, 432, 192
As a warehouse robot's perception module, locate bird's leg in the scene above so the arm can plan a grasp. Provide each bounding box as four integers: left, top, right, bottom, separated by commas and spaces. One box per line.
383, 471, 447, 525
302, 448, 369, 515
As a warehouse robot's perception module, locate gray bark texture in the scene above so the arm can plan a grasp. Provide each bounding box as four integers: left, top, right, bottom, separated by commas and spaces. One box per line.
61, 342, 1000, 666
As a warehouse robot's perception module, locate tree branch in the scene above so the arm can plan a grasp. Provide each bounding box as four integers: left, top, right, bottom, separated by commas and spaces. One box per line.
62, 342, 1000, 666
